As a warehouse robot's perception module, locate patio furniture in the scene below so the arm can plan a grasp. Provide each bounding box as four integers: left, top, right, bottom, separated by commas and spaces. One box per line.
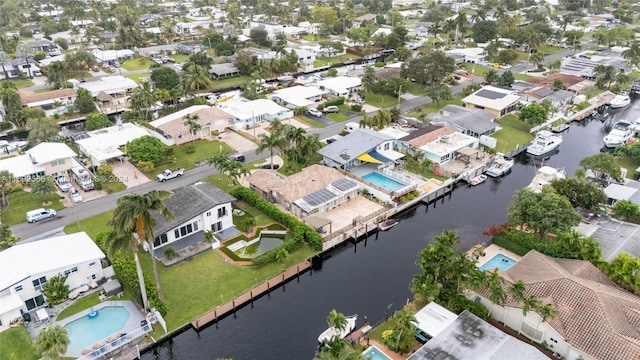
81, 349, 91, 355
35, 308, 49, 323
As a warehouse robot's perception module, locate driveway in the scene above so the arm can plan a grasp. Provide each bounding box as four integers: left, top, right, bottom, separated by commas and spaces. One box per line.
306, 113, 335, 125
218, 130, 258, 153
111, 159, 152, 188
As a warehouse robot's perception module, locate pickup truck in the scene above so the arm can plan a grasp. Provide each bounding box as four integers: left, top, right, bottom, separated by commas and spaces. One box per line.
156, 168, 184, 182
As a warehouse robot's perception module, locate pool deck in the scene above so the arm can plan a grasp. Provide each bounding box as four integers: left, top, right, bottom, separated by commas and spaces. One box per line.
55, 300, 146, 359
474, 244, 522, 269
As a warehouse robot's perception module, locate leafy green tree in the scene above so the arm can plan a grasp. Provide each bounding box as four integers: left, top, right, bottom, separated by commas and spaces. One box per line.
498, 71, 515, 87
109, 190, 174, 301
0, 81, 22, 125
182, 64, 212, 95
26, 116, 58, 145
30, 176, 56, 202
471, 20, 498, 43
400, 51, 455, 86
185, 52, 213, 70
84, 113, 112, 131
550, 177, 607, 210
126, 136, 168, 163
508, 188, 581, 239
202, 32, 224, 48
238, 216, 256, 233
552, 79, 566, 89
150, 66, 181, 90
327, 68, 337, 77
74, 88, 96, 114
612, 200, 640, 223
483, 68, 500, 85
42, 274, 70, 304
311, 6, 338, 35
519, 102, 547, 125
249, 28, 269, 46
34, 325, 70, 360
530, 52, 545, 69
594, 64, 618, 89
579, 153, 621, 182
234, 50, 256, 75
497, 49, 519, 64
45, 61, 70, 89
425, 83, 451, 108
215, 41, 235, 56
607, 253, 640, 294
129, 81, 157, 121
384, 308, 416, 354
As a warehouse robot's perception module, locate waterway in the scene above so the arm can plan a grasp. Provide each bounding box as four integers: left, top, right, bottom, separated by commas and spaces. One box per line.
142, 102, 637, 360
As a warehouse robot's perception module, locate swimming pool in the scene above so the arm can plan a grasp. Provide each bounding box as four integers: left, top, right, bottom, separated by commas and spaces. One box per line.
54, 105, 74, 115
362, 172, 406, 192
479, 254, 517, 272
362, 346, 393, 360
64, 306, 131, 350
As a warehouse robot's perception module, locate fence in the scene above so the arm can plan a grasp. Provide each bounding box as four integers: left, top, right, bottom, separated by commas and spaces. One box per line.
75, 325, 151, 360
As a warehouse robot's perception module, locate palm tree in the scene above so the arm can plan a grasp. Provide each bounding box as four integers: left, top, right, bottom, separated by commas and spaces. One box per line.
0, 51, 10, 80
226, 160, 250, 185
509, 280, 527, 302
326, 309, 347, 334
373, 110, 392, 129
109, 190, 174, 302
547, 59, 562, 74
46, 61, 70, 89
529, 52, 545, 69
183, 64, 212, 95
487, 270, 507, 305
255, 132, 287, 169
622, 41, 640, 80
536, 303, 558, 327
0, 170, 14, 210
129, 81, 157, 121
522, 295, 542, 316
358, 115, 373, 129
207, 154, 231, 180
594, 64, 617, 89
34, 325, 70, 360
484, 68, 500, 85
14, 42, 34, 79
183, 113, 201, 143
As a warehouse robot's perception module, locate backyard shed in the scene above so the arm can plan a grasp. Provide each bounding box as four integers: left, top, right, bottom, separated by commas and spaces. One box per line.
103, 279, 122, 297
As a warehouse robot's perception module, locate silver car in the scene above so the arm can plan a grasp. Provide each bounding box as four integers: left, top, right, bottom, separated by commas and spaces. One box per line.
70, 189, 83, 203
55, 176, 72, 192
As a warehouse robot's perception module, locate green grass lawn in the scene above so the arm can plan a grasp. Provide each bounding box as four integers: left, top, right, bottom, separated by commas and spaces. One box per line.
513, 73, 530, 81
364, 93, 400, 108
313, 54, 361, 68
461, 63, 492, 76
405, 82, 426, 96
297, 115, 326, 128
68, 71, 92, 80
492, 127, 534, 153
0, 327, 40, 360
125, 72, 150, 83
121, 58, 154, 71
141, 139, 232, 178
4, 190, 64, 227
9, 79, 35, 89
538, 45, 564, 55
169, 54, 189, 63
616, 155, 639, 179
301, 34, 317, 41
419, 97, 463, 114
368, 318, 395, 344
234, 201, 275, 226
498, 114, 533, 132
210, 76, 251, 91
100, 179, 127, 194
326, 113, 348, 122
63, 210, 112, 239
57, 293, 101, 320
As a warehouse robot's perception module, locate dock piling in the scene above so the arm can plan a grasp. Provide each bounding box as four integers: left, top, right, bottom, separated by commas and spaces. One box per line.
250, 291, 254, 308
282, 274, 285, 291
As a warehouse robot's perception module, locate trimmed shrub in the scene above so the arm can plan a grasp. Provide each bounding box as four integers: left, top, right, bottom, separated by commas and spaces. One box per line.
318, 97, 345, 110
351, 104, 363, 112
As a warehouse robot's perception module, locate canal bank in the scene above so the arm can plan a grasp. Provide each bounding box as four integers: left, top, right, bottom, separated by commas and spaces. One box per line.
141, 106, 636, 359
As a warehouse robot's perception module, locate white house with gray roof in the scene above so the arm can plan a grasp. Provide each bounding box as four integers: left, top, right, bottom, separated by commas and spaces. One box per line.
219, 99, 293, 130
151, 182, 236, 252
428, 105, 497, 138
319, 129, 403, 170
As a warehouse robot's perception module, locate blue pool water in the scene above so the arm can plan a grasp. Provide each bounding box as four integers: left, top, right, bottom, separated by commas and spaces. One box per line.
54, 105, 74, 115
64, 306, 131, 350
479, 254, 517, 272
362, 346, 392, 360
362, 172, 405, 192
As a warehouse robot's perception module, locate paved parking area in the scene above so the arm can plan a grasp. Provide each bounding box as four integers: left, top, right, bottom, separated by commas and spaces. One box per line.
321, 196, 383, 232
218, 130, 258, 153
111, 159, 152, 188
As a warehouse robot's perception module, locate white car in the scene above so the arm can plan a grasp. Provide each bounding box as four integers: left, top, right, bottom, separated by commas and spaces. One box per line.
70, 189, 83, 203
55, 176, 73, 192
308, 108, 323, 117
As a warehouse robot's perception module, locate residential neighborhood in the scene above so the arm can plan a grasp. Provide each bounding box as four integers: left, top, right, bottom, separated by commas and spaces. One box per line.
2, 0, 640, 359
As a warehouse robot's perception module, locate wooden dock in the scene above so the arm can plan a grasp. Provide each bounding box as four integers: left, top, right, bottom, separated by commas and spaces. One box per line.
191, 260, 312, 331
503, 142, 532, 160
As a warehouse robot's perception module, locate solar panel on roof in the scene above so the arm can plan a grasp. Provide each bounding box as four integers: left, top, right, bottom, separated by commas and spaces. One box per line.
476, 89, 506, 99
331, 178, 358, 192
303, 188, 338, 207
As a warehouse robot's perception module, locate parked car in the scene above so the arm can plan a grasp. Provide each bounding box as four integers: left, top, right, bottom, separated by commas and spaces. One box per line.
490, 63, 504, 69
153, 58, 164, 65
91, 66, 100, 72
308, 108, 323, 117
162, 56, 175, 63
26, 208, 57, 223
156, 168, 184, 181
228, 152, 246, 162
55, 176, 72, 192
258, 163, 280, 169
323, 106, 339, 113
70, 189, 83, 203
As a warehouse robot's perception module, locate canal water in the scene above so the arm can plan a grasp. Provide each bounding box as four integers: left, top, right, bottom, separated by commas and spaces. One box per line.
142, 102, 637, 360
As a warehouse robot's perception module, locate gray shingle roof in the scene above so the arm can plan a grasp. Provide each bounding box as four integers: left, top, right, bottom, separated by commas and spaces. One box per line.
152, 182, 236, 235
450, 110, 497, 134
318, 129, 392, 165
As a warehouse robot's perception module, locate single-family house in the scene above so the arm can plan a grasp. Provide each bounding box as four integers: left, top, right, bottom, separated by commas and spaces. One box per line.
219, 99, 293, 130
75, 123, 153, 165
76, 76, 138, 114
246, 164, 360, 218
353, 14, 377, 28
397, 125, 480, 164
175, 20, 218, 35
445, 47, 486, 64
427, 105, 497, 138
269, 86, 325, 108
10, 58, 41, 78
520, 86, 574, 107
462, 85, 520, 117
151, 182, 236, 252
0, 232, 108, 332
209, 63, 240, 80
0, 142, 77, 180
319, 129, 403, 170
25, 39, 57, 53
315, 76, 362, 97
470, 250, 640, 360
560, 54, 626, 79
19, 89, 76, 112
92, 49, 135, 66
408, 22, 433, 38
149, 105, 230, 145
603, 181, 640, 206
299, 44, 346, 59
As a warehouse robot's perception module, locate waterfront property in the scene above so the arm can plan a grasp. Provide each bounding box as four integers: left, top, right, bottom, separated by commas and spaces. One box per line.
362, 345, 393, 360
470, 250, 640, 360
149, 105, 231, 146
462, 85, 520, 117
478, 254, 518, 271
427, 105, 497, 139
0, 141, 77, 180
319, 129, 404, 171
396, 125, 480, 165
218, 99, 294, 130
151, 182, 236, 255
269, 85, 325, 108
0, 232, 109, 332
19, 88, 77, 115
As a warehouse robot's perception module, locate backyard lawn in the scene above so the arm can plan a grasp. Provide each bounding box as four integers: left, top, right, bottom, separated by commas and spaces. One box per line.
210, 76, 251, 91
9, 79, 35, 89
326, 113, 349, 122
498, 114, 533, 133
364, 93, 399, 108
141, 139, 232, 178
169, 54, 189, 63
57, 293, 101, 320
313, 54, 361, 68
0, 327, 40, 360
63, 210, 112, 239
616, 155, 639, 179
4, 190, 64, 227
125, 72, 150, 83
492, 127, 534, 153
121, 58, 154, 71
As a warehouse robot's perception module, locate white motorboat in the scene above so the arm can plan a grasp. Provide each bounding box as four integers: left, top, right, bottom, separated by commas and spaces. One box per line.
603, 120, 635, 148
378, 219, 398, 231
318, 314, 358, 344
609, 93, 631, 109
484, 153, 514, 177
527, 166, 566, 193
527, 130, 563, 156
469, 174, 487, 186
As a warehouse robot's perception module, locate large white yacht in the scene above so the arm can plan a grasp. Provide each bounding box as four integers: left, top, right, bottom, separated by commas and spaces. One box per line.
527, 130, 563, 156
603, 120, 635, 148
609, 93, 631, 109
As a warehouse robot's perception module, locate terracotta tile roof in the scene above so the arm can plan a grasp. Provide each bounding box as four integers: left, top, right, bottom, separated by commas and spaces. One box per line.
247, 164, 344, 202
404, 126, 456, 148
19, 88, 76, 105
480, 251, 640, 360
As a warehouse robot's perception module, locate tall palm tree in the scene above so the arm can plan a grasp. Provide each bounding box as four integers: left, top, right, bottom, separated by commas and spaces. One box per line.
622, 41, 640, 80
373, 110, 392, 129
537, 303, 558, 325
0, 51, 10, 80
0, 170, 14, 210
129, 81, 157, 121
326, 309, 347, 333
509, 280, 527, 302
183, 113, 202, 143
487, 270, 507, 305
521, 295, 542, 316
183, 64, 212, 95
14, 42, 34, 79
226, 161, 250, 185
484, 68, 500, 85
109, 190, 174, 301
358, 114, 373, 129
207, 154, 231, 180
46, 61, 70, 89
529, 52, 545, 69
34, 325, 70, 360
255, 132, 287, 169
594, 64, 617, 89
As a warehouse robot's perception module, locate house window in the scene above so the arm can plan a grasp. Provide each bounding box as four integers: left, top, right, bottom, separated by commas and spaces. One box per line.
384, 143, 390, 150
193, 221, 198, 231
174, 229, 180, 238
206, 211, 211, 216
217, 207, 227, 218
32, 276, 47, 290
154, 233, 168, 247
89, 261, 96, 267
15, 285, 22, 292
475, 105, 485, 110
25, 295, 45, 310
91, 274, 97, 280
50, 159, 65, 167
211, 221, 223, 232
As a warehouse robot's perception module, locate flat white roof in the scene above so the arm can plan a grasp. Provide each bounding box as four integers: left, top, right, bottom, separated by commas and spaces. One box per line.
315, 76, 362, 94
38, 54, 66, 66
463, 85, 520, 111
414, 302, 458, 338
0, 155, 41, 178
0, 291, 23, 313
605, 183, 638, 200
420, 132, 478, 156
92, 49, 134, 62
76, 123, 151, 162
78, 75, 138, 96
149, 105, 210, 127
270, 86, 325, 107
0, 232, 105, 292
28, 142, 76, 165
219, 99, 290, 120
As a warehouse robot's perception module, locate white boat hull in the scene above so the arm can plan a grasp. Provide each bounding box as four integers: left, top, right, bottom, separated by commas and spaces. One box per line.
470, 174, 487, 186
527, 144, 560, 156
610, 98, 631, 109
318, 314, 358, 344
485, 155, 514, 177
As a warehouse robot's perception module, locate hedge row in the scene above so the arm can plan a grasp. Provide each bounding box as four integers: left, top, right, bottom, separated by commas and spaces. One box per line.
230, 187, 323, 251
318, 97, 345, 110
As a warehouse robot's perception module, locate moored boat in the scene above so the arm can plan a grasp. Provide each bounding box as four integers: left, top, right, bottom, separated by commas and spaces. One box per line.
527, 166, 566, 193
527, 130, 563, 156
318, 314, 358, 344
603, 120, 635, 148
469, 174, 487, 186
609, 93, 631, 109
484, 153, 514, 178
378, 219, 398, 231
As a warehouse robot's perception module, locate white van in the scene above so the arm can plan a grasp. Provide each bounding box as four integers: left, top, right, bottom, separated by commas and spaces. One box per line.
343, 122, 359, 133
26, 208, 57, 223
71, 166, 94, 191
